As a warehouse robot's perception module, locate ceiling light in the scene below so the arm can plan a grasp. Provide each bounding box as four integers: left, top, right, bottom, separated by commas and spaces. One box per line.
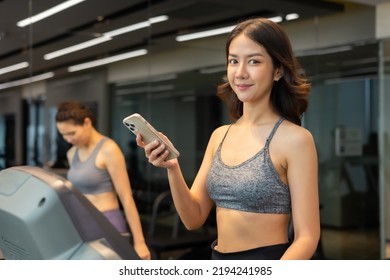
268, 16, 283, 23
116, 73, 177, 86
0, 72, 54, 90
116, 84, 175, 95
104, 22, 150, 38
44, 36, 112, 60
200, 65, 226, 74
44, 15, 168, 60
175, 15, 287, 43
105, 15, 168, 37
296, 45, 353, 56
149, 15, 169, 24
285, 13, 299, 21
17, 0, 86, 27
176, 25, 235, 42
67, 49, 148, 72
0, 62, 29, 76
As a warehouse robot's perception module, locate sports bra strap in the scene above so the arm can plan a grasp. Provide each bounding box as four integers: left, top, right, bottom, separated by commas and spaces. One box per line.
74, 137, 108, 163
220, 119, 284, 149
264, 118, 284, 148
220, 124, 233, 145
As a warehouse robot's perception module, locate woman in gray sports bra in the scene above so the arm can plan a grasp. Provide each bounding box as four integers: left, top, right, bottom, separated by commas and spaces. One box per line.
136, 18, 320, 260
56, 101, 151, 260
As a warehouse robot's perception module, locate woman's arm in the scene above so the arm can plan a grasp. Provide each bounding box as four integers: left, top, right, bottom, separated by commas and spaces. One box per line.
136, 128, 224, 230
280, 127, 320, 260
103, 139, 151, 260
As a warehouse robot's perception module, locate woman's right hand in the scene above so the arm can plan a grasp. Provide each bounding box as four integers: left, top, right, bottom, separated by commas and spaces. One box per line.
136, 133, 177, 169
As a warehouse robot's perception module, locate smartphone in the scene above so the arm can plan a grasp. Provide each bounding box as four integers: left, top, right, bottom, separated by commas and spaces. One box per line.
123, 113, 180, 160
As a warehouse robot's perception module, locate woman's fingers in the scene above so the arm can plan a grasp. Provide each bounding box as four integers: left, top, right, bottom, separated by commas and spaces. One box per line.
148, 142, 167, 161
136, 133, 173, 168
135, 134, 144, 147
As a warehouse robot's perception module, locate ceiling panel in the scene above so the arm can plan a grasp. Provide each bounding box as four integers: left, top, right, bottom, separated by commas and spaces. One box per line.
0, 0, 345, 85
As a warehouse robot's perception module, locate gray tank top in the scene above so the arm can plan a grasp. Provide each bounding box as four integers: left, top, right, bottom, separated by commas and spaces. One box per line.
207, 118, 291, 214
67, 137, 115, 195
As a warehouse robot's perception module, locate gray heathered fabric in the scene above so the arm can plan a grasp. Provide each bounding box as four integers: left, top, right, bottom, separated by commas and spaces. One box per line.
207, 118, 291, 214
67, 137, 115, 195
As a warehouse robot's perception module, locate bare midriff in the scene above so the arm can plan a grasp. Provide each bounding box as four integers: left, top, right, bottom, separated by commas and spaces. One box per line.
214, 207, 290, 253
85, 191, 120, 212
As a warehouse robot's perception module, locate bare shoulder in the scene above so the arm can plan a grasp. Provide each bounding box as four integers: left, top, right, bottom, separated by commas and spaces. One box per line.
209, 125, 231, 144
100, 138, 123, 158
273, 121, 316, 159
206, 124, 232, 155
67, 146, 76, 160
281, 121, 314, 146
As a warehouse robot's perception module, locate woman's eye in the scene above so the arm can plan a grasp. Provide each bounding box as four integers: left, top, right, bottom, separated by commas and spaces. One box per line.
249, 59, 259, 64
228, 58, 237, 64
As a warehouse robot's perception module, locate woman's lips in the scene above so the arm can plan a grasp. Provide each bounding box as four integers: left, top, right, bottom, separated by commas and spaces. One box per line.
236, 84, 251, 90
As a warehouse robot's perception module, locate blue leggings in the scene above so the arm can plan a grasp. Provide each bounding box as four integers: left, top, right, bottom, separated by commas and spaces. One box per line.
211, 240, 290, 260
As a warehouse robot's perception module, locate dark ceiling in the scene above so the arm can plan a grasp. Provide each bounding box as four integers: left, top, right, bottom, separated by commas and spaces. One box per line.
0, 0, 345, 85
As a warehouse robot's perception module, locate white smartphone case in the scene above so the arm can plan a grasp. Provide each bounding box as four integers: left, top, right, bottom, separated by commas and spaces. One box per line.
123, 113, 180, 160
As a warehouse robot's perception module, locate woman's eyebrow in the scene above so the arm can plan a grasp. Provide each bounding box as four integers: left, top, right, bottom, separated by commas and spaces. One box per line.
228, 52, 264, 58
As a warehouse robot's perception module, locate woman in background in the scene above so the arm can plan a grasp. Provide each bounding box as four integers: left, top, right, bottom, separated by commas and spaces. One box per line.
56, 101, 151, 260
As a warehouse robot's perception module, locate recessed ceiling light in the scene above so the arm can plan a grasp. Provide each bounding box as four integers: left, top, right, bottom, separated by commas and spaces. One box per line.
67, 49, 148, 72
44, 15, 168, 60
17, 0, 86, 27
0, 62, 29, 76
0, 72, 54, 90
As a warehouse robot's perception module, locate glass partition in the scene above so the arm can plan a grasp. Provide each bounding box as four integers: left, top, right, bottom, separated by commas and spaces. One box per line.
110, 70, 224, 213
302, 41, 381, 259
110, 38, 382, 259
4, 0, 386, 260
378, 39, 390, 259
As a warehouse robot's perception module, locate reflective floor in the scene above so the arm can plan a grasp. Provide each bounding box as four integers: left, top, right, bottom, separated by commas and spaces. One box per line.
0, 227, 382, 260
320, 226, 380, 260
157, 226, 382, 260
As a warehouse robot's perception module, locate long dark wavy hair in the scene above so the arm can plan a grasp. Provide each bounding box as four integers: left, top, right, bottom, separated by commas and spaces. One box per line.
55, 100, 97, 127
217, 17, 310, 126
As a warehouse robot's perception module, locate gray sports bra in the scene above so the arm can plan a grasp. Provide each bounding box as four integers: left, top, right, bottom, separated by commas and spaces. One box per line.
67, 138, 115, 195
207, 118, 291, 214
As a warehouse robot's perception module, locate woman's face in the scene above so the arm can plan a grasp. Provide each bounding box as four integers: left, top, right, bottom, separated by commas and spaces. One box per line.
227, 33, 280, 104
56, 119, 88, 147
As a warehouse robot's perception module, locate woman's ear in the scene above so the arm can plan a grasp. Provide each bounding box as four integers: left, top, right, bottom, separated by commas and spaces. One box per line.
274, 66, 284, 82
83, 117, 92, 127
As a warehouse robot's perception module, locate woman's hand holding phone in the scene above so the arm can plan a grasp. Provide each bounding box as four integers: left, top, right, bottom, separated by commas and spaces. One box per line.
135, 133, 178, 169
123, 113, 179, 168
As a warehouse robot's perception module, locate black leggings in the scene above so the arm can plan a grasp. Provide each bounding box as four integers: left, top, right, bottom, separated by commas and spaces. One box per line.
211, 240, 290, 260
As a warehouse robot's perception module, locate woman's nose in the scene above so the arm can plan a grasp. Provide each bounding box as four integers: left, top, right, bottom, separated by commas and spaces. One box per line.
64, 136, 73, 143
235, 63, 248, 79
